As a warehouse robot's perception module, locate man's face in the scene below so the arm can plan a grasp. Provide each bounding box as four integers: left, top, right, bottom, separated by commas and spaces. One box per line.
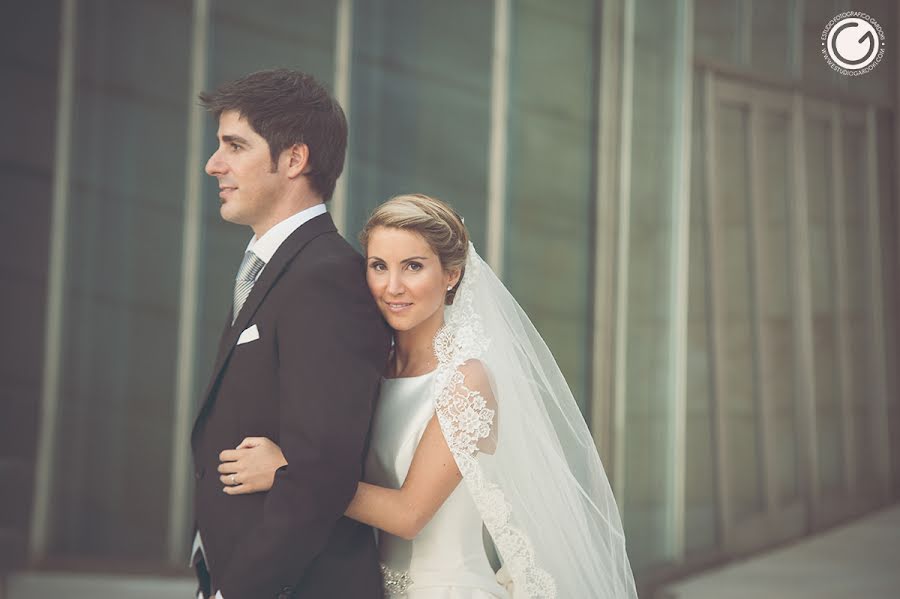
205, 110, 286, 229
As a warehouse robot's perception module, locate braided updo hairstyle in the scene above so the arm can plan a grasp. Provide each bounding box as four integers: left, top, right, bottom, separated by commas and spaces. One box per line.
359, 194, 469, 305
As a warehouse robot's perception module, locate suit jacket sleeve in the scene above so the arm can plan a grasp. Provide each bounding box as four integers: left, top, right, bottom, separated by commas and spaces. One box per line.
218, 250, 388, 598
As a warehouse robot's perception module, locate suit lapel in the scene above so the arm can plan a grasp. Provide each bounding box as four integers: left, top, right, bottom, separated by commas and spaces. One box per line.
192, 212, 337, 441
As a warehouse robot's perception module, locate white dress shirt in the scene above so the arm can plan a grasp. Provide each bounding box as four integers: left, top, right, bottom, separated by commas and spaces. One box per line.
245, 202, 328, 279
194, 202, 329, 599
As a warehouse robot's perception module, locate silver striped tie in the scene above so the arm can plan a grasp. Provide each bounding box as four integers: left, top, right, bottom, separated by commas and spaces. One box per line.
232, 251, 265, 324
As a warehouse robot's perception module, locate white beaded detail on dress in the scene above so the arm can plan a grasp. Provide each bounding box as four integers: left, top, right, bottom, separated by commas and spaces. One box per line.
380, 563, 413, 595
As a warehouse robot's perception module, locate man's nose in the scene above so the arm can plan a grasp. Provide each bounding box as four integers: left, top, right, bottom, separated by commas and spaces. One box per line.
205, 149, 225, 176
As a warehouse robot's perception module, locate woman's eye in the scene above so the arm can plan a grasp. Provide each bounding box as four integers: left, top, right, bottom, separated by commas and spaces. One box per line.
370, 262, 386, 272
407, 262, 422, 271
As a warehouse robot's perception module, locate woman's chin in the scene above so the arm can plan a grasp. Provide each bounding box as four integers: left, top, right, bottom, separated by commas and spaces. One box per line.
384, 318, 410, 332
381, 313, 416, 332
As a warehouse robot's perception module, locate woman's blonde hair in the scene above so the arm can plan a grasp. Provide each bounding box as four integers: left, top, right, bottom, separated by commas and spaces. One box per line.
359, 194, 469, 304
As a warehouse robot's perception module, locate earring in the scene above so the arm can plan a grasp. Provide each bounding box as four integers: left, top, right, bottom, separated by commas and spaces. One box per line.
447, 285, 453, 291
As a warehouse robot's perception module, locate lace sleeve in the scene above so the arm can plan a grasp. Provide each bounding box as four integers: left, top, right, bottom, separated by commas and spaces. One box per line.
435, 359, 498, 456
425, 242, 636, 598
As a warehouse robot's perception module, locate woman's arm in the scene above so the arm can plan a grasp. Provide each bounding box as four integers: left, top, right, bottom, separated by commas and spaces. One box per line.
346, 360, 497, 540
346, 413, 462, 540
219, 424, 461, 541
219, 361, 497, 540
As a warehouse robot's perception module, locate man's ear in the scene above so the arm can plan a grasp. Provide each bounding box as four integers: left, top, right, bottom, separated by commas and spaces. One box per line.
285, 143, 310, 179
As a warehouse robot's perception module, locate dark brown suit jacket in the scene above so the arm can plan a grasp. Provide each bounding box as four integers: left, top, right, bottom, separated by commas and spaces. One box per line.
191, 212, 391, 599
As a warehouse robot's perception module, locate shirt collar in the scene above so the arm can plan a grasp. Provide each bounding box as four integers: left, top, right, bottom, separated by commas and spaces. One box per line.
245, 203, 328, 264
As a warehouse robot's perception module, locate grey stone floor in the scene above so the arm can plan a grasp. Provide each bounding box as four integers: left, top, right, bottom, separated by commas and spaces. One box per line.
6, 505, 899, 598
6, 571, 195, 599
657, 504, 900, 599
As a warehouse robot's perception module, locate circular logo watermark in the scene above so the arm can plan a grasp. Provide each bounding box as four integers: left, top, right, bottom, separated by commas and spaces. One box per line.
821, 11, 885, 75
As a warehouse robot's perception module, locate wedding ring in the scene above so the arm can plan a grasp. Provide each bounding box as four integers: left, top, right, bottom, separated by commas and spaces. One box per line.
230, 474, 237, 486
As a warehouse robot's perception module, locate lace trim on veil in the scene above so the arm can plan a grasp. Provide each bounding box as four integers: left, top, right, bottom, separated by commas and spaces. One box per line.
431, 246, 557, 598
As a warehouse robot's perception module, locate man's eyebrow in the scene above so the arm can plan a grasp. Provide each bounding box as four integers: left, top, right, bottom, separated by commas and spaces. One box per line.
222, 134, 249, 145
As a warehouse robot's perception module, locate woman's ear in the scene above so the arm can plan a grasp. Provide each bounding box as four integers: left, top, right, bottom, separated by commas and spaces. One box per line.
447, 268, 462, 290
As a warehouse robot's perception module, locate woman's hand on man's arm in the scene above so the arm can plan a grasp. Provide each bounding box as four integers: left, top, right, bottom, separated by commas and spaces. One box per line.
218, 436, 287, 495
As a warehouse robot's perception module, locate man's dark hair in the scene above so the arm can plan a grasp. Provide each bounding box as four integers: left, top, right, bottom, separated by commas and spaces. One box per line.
199, 69, 347, 201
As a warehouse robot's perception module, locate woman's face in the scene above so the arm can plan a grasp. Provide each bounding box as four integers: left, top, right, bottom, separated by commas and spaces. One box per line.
365, 226, 460, 333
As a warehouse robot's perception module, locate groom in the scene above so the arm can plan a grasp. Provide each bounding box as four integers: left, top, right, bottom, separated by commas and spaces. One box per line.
190, 69, 391, 599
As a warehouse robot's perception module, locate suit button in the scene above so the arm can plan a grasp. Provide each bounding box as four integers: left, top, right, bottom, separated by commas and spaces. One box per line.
194, 467, 205, 480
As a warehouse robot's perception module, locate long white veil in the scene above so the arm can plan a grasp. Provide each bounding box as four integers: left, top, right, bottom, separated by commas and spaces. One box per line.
430, 243, 637, 599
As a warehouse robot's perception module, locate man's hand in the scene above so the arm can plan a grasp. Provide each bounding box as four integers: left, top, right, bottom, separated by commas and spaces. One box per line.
218, 437, 287, 495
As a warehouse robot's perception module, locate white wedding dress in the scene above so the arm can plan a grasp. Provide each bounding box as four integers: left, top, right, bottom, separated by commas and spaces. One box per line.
365, 371, 509, 599
360, 243, 636, 599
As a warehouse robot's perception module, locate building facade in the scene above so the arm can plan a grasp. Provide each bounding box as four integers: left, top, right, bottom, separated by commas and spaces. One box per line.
2, 0, 898, 596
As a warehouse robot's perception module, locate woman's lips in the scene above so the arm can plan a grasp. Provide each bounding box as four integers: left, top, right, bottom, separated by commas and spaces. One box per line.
385, 301, 412, 313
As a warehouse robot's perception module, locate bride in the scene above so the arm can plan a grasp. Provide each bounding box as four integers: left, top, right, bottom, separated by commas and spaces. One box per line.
216, 194, 637, 598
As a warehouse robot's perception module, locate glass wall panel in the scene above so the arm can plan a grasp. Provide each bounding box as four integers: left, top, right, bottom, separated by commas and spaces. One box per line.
756, 109, 800, 506
196, 1, 338, 405
803, 0, 844, 90
805, 113, 845, 494
876, 111, 900, 496
47, 0, 191, 560
504, 0, 597, 412
685, 74, 718, 554
854, 0, 897, 102
840, 115, 878, 495
622, 0, 680, 572
18, 0, 899, 583
694, 0, 740, 64
347, 0, 492, 248
716, 102, 765, 521
751, 0, 790, 76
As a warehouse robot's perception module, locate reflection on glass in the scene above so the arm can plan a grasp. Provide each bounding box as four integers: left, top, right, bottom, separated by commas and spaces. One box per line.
694, 0, 740, 64
876, 110, 900, 495
855, 0, 897, 100
805, 115, 845, 494
504, 0, 596, 413
803, 0, 843, 90
757, 110, 799, 505
841, 117, 877, 494
49, 0, 191, 560
622, 0, 679, 572
347, 0, 492, 248
716, 103, 765, 520
751, 0, 789, 75
685, 74, 718, 553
